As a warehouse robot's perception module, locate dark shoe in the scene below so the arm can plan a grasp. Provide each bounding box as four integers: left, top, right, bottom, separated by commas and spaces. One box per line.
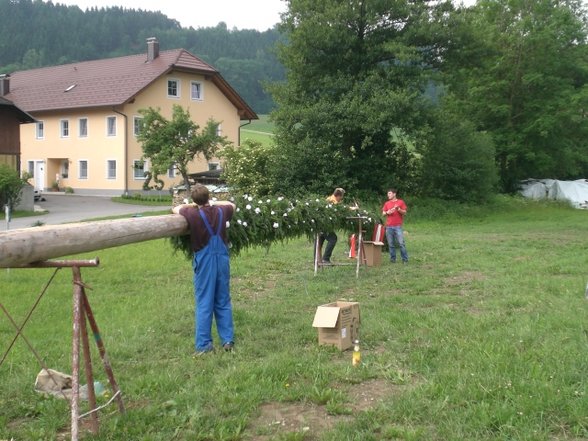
390, 259, 396, 263
223, 342, 234, 352
193, 348, 213, 357
321, 259, 332, 265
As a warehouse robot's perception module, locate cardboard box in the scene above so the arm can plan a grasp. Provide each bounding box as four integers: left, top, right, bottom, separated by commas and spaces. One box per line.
312, 301, 360, 350
363, 241, 384, 267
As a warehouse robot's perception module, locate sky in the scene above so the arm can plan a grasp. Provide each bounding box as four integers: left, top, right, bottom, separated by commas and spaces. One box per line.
53, 0, 289, 31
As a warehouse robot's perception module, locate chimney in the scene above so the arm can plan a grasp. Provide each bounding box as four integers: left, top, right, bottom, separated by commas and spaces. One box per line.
147, 37, 159, 61
0, 74, 9, 96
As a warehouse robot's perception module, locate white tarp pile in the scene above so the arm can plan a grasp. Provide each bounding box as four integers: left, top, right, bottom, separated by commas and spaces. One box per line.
519, 179, 588, 209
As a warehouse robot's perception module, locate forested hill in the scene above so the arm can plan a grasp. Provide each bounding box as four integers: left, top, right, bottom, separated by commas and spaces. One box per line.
0, 0, 284, 113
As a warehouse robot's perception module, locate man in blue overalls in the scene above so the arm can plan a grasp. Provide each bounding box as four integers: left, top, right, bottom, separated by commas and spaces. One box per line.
173, 184, 236, 354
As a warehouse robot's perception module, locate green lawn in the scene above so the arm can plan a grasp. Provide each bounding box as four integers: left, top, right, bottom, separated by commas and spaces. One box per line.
241, 114, 274, 146
1, 198, 587, 440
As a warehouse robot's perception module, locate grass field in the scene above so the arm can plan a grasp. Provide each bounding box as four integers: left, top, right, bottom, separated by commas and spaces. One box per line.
241, 115, 274, 146
1, 197, 587, 440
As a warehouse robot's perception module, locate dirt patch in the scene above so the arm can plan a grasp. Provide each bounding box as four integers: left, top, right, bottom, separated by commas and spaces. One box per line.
247, 379, 405, 440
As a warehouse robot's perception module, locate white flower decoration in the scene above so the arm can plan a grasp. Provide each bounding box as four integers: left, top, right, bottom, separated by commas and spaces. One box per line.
255, 207, 261, 214
243, 221, 248, 227
273, 222, 279, 228
237, 219, 242, 224
246, 204, 252, 210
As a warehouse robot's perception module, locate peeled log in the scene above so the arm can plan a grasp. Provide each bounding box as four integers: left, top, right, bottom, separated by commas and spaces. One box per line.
0, 214, 189, 268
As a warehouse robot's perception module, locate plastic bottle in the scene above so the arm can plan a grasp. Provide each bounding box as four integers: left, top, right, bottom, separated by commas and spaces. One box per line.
352, 339, 361, 366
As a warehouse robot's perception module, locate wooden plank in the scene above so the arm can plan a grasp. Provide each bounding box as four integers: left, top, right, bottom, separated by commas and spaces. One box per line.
0, 215, 188, 268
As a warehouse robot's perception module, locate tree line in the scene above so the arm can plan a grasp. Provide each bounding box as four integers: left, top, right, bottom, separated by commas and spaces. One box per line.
2, 0, 587, 200
0, 0, 284, 113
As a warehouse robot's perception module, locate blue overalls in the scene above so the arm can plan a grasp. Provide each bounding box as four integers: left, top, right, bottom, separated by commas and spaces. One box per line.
192, 207, 234, 352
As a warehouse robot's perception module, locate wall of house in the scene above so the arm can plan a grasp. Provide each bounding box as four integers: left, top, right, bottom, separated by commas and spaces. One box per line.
20, 108, 126, 194
0, 110, 21, 169
123, 71, 242, 192
19, 71, 242, 196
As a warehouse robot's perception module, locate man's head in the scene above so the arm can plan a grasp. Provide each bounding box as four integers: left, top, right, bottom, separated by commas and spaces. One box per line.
333, 187, 345, 202
191, 184, 210, 206
387, 188, 397, 200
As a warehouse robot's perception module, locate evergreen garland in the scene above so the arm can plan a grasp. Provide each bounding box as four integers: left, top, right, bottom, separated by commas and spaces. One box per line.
169, 193, 381, 259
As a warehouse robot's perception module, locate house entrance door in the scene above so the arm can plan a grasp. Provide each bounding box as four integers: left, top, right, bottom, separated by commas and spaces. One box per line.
34, 161, 45, 191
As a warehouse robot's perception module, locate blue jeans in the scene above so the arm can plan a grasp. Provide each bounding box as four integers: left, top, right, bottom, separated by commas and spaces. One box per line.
385, 226, 408, 263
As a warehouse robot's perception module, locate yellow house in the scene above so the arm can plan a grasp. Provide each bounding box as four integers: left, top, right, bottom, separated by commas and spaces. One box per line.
3, 38, 257, 195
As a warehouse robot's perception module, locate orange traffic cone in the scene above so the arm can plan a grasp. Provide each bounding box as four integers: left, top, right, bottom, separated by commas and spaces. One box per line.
349, 234, 357, 258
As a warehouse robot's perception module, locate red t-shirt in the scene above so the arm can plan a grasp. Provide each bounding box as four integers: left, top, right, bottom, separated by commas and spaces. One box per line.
382, 199, 406, 227
179, 204, 233, 252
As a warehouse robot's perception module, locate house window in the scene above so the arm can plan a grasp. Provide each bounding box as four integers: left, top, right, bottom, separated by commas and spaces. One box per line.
191, 81, 202, 100
133, 159, 148, 179
208, 162, 220, 171
79, 160, 88, 179
215, 123, 222, 137
36, 121, 44, 139
61, 119, 69, 138
167, 79, 180, 98
107, 116, 117, 136
28, 160, 34, 177
167, 163, 176, 178
79, 118, 88, 137
107, 160, 117, 179
61, 160, 69, 179
133, 116, 143, 136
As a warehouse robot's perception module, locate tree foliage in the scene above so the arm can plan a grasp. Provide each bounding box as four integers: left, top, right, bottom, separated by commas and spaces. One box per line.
421, 98, 498, 203
268, 0, 452, 196
220, 139, 276, 196
137, 105, 229, 189
442, 0, 588, 191
0, 164, 24, 210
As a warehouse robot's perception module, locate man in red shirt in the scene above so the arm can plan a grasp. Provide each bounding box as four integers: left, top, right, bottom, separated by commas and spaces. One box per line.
381, 188, 409, 264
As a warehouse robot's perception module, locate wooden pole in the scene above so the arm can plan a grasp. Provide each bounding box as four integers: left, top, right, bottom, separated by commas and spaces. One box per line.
0, 214, 188, 268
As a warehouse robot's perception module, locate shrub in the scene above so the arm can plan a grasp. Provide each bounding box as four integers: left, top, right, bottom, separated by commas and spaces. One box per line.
0, 164, 24, 210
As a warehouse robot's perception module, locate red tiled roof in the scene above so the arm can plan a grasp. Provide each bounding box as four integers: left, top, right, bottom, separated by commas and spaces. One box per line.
6, 49, 257, 120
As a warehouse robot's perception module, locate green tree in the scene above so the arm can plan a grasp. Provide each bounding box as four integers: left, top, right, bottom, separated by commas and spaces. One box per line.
137, 105, 229, 190
421, 97, 498, 203
269, 0, 452, 196
0, 164, 24, 210
443, 0, 588, 191
220, 139, 276, 196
